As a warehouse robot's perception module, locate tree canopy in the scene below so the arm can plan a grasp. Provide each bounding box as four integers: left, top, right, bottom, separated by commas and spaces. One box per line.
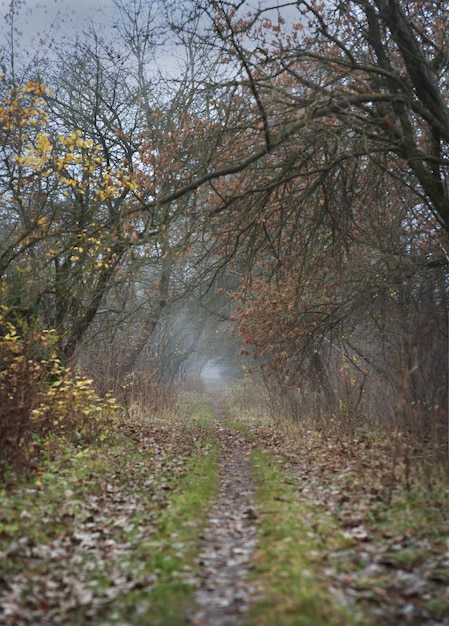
0, 0, 447, 436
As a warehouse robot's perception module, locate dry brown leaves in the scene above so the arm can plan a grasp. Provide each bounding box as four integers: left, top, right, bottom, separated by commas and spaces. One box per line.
0, 418, 210, 625
248, 422, 449, 625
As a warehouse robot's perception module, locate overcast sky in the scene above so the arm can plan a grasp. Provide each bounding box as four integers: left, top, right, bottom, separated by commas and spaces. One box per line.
0, 0, 166, 78
2, 0, 299, 79
17, 0, 114, 32
8, 0, 291, 46
4, 0, 117, 53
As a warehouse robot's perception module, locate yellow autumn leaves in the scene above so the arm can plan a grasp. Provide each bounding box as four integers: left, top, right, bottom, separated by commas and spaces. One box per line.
0, 305, 120, 457
1, 77, 137, 202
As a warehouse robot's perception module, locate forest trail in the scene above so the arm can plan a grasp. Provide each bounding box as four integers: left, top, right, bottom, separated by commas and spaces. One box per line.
190, 417, 259, 625
1, 393, 449, 625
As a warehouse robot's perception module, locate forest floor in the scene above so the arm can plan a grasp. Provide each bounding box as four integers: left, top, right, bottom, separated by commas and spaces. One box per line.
1, 390, 449, 625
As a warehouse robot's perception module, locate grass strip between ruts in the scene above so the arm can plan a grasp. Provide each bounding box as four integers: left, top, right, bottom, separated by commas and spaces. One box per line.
247, 448, 365, 626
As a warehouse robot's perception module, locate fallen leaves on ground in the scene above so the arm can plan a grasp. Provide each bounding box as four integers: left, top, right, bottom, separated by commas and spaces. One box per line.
246, 420, 449, 625
0, 417, 213, 625
191, 421, 259, 626
2, 394, 449, 625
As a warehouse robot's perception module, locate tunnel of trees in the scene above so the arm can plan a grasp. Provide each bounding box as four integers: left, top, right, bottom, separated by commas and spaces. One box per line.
1, 0, 448, 465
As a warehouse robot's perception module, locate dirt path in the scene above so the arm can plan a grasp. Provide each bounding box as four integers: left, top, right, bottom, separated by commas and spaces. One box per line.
189, 418, 259, 626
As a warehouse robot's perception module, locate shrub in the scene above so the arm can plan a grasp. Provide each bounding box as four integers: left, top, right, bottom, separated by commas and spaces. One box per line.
0, 308, 120, 480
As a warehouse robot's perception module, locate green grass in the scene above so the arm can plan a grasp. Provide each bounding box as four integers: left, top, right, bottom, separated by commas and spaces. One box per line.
247, 450, 364, 626
90, 445, 220, 625
221, 417, 257, 442
377, 485, 449, 539
0, 402, 220, 626
177, 391, 215, 422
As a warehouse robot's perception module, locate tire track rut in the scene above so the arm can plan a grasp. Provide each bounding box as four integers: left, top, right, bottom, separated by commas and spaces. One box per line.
190, 414, 259, 626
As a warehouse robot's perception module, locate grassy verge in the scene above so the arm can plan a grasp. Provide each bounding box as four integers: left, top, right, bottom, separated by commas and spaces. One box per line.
223, 385, 449, 626
95, 441, 220, 625
0, 400, 220, 625
247, 449, 364, 626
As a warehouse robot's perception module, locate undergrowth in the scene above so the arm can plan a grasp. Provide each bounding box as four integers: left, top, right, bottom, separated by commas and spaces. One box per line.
0, 399, 220, 625
0, 308, 119, 481
222, 385, 449, 626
